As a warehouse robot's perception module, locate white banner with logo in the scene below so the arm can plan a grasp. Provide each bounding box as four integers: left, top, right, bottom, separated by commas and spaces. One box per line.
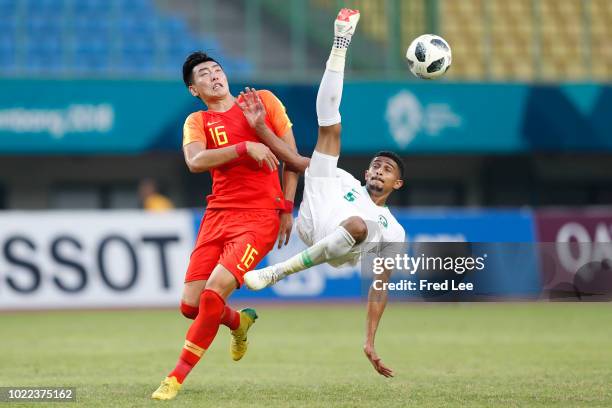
0, 210, 194, 310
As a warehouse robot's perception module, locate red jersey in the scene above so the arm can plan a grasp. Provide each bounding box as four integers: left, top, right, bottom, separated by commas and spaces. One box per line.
182, 90, 293, 210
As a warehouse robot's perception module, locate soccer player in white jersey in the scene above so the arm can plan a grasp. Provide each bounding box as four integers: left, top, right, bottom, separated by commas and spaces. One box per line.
243, 8, 405, 377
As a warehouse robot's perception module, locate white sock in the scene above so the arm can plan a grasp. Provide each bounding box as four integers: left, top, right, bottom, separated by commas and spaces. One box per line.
316, 69, 344, 126
327, 33, 352, 72
273, 226, 356, 277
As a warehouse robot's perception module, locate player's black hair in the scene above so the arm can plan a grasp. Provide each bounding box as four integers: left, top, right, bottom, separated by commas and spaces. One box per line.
182, 51, 219, 87
371, 151, 405, 178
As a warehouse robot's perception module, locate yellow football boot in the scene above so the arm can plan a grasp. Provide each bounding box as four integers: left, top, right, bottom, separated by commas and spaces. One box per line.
230, 308, 258, 361
151, 376, 181, 400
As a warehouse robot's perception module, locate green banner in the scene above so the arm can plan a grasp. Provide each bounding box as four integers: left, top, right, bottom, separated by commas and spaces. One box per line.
0, 79, 192, 153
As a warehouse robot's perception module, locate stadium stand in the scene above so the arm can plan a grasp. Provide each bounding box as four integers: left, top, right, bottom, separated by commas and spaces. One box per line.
1, 0, 610, 81
440, 0, 612, 81
0, 0, 252, 77
312, 0, 611, 81
590, 0, 612, 80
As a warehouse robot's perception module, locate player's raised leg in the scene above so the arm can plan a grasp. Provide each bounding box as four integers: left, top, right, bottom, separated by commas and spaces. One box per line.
245, 216, 368, 290
312, 7, 360, 159
244, 8, 362, 291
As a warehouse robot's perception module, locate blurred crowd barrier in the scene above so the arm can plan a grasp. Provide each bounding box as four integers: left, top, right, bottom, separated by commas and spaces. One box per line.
0, 80, 610, 154
0, 208, 610, 310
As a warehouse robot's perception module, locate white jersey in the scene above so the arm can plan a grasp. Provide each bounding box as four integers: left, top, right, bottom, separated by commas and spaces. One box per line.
296, 167, 405, 268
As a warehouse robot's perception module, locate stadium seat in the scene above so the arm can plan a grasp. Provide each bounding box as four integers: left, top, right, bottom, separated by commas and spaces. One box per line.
119, 36, 156, 75
121, 38, 155, 55
0, 0, 17, 16
119, 16, 158, 38
72, 0, 113, 17
222, 59, 254, 77
25, 34, 61, 60
71, 33, 112, 75
25, 58, 65, 74
119, 55, 156, 75
70, 33, 112, 57
0, 0, 255, 78
23, 34, 65, 74
70, 16, 111, 37
0, 32, 16, 74
160, 37, 222, 73
118, 0, 153, 14
0, 16, 17, 36
25, 0, 66, 17
26, 16, 63, 38
160, 17, 189, 38
589, 0, 612, 80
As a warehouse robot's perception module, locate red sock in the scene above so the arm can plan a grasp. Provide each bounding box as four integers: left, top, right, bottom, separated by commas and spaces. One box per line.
221, 305, 240, 330
169, 289, 225, 384
180, 300, 239, 330
180, 302, 199, 320
169, 350, 199, 384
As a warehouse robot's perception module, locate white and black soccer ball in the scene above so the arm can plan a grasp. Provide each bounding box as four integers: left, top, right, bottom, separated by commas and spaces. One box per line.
406, 34, 452, 80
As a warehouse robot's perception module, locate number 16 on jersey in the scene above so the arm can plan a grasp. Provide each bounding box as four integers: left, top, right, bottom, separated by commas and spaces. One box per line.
208, 126, 228, 147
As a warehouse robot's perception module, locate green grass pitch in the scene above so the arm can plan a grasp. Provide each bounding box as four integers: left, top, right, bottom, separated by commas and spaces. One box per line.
1, 303, 611, 407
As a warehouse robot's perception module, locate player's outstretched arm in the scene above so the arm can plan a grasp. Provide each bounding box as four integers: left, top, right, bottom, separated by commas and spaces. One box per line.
278, 129, 299, 247
236, 88, 310, 173
183, 140, 278, 173
364, 268, 395, 378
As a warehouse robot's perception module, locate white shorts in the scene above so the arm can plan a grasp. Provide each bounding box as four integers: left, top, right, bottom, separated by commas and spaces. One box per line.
295, 167, 370, 267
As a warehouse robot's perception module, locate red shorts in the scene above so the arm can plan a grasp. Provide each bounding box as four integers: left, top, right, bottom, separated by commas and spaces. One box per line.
185, 209, 280, 286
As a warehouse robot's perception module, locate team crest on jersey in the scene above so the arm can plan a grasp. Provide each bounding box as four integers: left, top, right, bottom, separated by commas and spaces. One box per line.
378, 215, 389, 228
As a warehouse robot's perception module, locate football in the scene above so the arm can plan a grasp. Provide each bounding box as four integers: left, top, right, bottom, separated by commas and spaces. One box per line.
406, 34, 452, 80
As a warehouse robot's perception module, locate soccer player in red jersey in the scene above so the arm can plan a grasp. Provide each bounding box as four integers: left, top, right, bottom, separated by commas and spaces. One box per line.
152, 51, 307, 400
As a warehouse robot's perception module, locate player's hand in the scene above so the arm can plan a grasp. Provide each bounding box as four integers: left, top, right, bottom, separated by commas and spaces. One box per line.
246, 141, 279, 171
235, 87, 267, 130
363, 343, 394, 378
277, 212, 293, 248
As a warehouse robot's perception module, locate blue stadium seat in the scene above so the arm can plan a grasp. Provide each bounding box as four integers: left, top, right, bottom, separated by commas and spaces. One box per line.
71, 33, 112, 56
222, 59, 253, 77
118, 0, 153, 14
0, 0, 17, 16
25, 57, 65, 74
0, 17, 17, 36
70, 17, 111, 37
26, 34, 61, 50
73, 50, 111, 75
119, 16, 158, 38
163, 38, 221, 59
159, 17, 189, 38
0, 58, 17, 74
120, 36, 156, 75
23, 35, 65, 75
0, 33, 16, 73
121, 37, 155, 53
0, 31, 15, 48
26, 0, 66, 17
4, 0, 253, 78
71, 33, 112, 75
159, 38, 226, 78
72, 0, 113, 16
27, 16, 63, 37
119, 54, 156, 75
